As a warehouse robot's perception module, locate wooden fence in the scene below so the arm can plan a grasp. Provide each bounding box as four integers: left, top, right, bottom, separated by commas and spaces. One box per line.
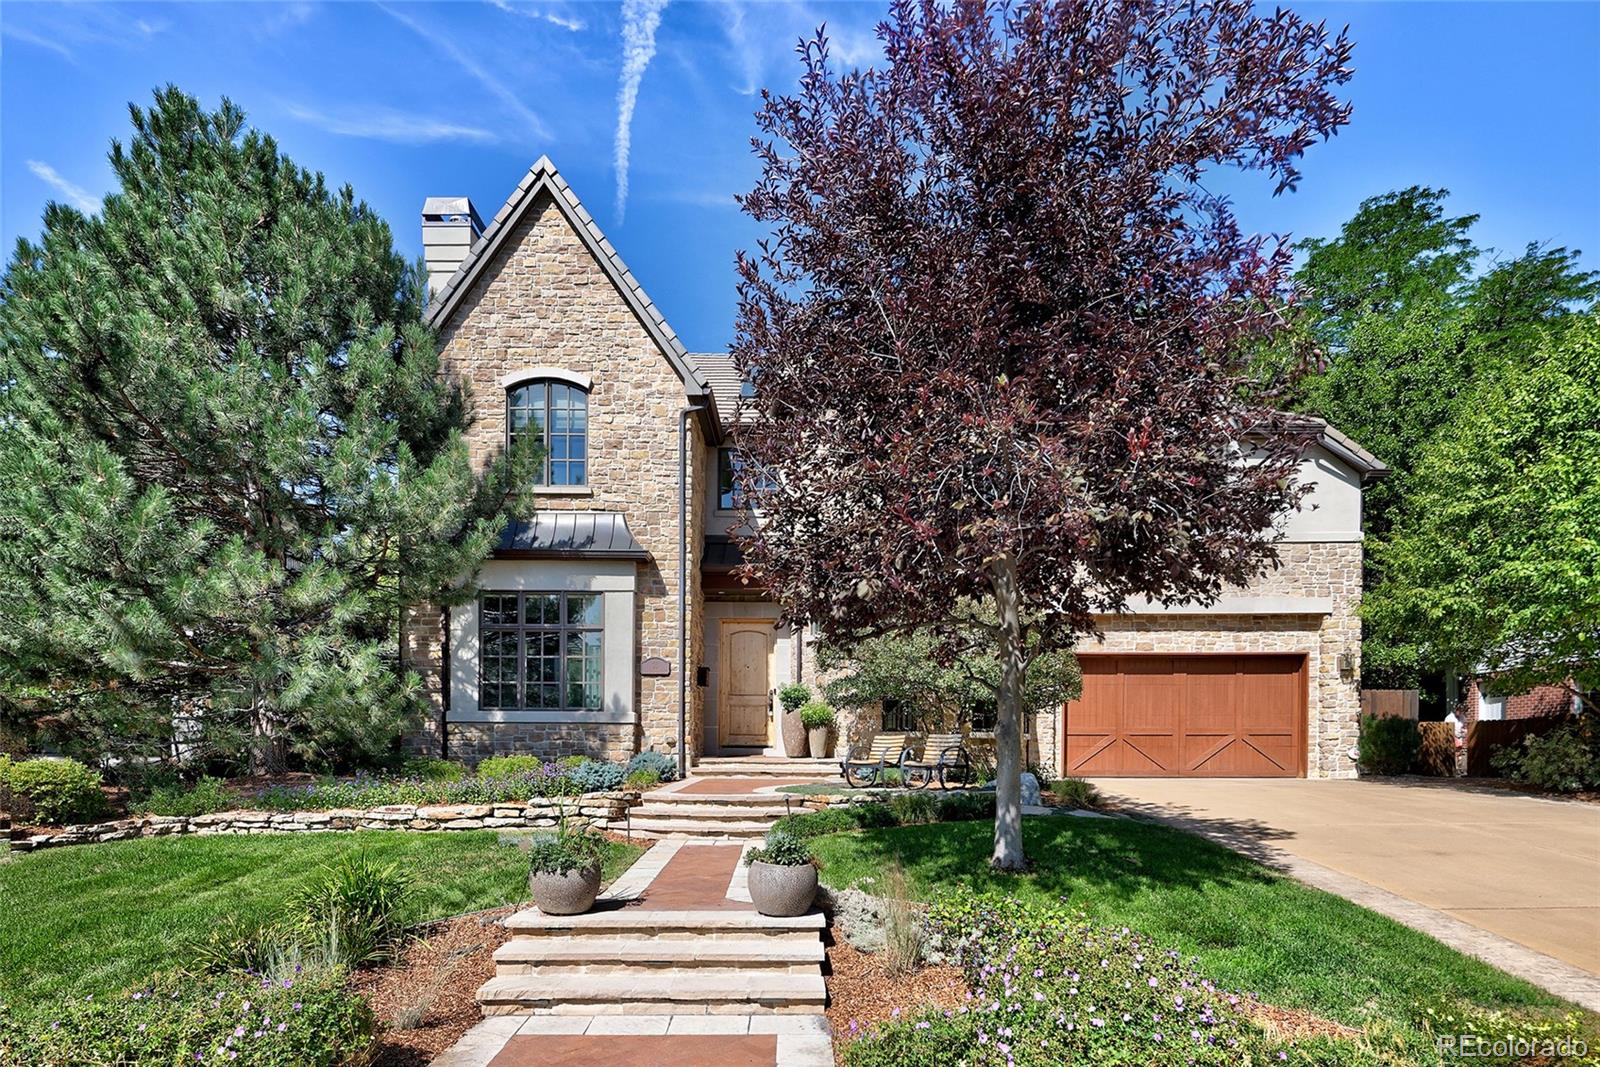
1360, 689, 1419, 720
1465, 718, 1568, 777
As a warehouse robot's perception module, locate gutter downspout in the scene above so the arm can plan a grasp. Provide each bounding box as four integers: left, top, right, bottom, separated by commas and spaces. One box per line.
677, 404, 706, 781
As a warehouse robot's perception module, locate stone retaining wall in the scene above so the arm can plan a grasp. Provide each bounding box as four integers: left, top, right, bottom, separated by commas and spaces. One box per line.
7, 793, 639, 853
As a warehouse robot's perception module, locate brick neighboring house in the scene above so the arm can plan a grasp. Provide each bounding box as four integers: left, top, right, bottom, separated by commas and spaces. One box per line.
401, 156, 1388, 779
1451, 676, 1584, 727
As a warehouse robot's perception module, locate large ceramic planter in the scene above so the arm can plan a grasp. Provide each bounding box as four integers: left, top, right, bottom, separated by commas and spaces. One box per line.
807, 726, 833, 760
529, 862, 602, 915
748, 860, 818, 917
782, 709, 809, 758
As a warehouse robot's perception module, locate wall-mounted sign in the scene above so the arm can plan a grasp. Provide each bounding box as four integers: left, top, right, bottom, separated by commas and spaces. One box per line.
639, 656, 672, 677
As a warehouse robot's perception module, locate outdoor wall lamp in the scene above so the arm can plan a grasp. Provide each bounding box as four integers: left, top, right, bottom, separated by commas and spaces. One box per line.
1337, 650, 1357, 680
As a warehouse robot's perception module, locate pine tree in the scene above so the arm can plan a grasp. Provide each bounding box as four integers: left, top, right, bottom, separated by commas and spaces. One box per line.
0, 87, 535, 772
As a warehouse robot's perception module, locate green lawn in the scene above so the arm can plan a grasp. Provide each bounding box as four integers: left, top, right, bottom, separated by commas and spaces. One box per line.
810, 818, 1570, 1032
0, 831, 642, 1004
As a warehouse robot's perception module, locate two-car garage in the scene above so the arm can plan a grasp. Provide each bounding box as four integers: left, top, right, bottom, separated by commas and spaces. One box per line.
1062, 654, 1308, 777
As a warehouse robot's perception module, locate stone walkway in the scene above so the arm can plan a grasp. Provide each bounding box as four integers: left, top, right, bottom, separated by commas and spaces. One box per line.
432, 838, 832, 1067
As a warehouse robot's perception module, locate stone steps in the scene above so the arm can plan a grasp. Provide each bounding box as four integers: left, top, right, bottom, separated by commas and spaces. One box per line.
494, 935, 824, 971
504, 906, 826, 937
690, 758, 838, 778
627, 818, 774, 839
476, 971, 828, 1016
632, 802, 793, 820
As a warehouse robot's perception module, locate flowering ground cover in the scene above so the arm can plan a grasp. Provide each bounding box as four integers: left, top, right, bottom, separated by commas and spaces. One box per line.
811, 818, 1598, 1064
0, 830, 640, 1003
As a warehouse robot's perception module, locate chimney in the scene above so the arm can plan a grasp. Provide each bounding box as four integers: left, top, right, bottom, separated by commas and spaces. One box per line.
421, 197, 484, 297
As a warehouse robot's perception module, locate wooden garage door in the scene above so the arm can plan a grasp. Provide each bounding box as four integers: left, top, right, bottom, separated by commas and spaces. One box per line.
1063, 655, 1305, 777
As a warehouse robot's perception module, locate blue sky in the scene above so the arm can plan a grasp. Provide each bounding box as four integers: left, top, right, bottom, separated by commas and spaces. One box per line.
3, 1, 1597, 352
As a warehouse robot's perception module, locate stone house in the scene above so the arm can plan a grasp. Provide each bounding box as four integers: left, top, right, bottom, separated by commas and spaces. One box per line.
402, 156, 1388, 780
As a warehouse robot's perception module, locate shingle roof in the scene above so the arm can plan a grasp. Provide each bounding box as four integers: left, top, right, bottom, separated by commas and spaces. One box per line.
1287, 416, 1390, 478
424, 156, 720, 436
496, 511, 649, 560
690, 353, 747, 425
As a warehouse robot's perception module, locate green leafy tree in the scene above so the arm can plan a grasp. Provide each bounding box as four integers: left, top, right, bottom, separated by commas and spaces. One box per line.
1364, 316, 1600, 708
0, 88, 536, 772
1274, 188, 1596, 686
817, 626, 1081, 731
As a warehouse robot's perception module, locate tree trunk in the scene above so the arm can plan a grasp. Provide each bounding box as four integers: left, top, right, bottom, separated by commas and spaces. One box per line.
989, 555, 1028, 871
250, 691, 287, 776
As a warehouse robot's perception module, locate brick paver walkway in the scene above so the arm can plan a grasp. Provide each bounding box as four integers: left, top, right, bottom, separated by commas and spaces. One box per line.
673, 777, 824, 795
486, 1033, 778, 1066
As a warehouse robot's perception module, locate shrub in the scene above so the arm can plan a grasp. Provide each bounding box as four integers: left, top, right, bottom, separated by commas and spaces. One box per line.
0, 967, 372, 1067
136, 775, 234, 817
773, 806, 861, 840
1357, 714, 1420, 776
557, 755, 590, 771
528, 821, 607, 877
2, 757, 105, 825
800, 700, 837, 729
877, 767, 904, 786
288, 852, 408, 966
778, 682, 813, 713
564, 759, 626, 792
845, 894, 1284, 1067
624, 768, 662, 790
250, 765, 579, 813
932, 790, 994, 822
745, 829, 813, 867
476, 755, 545, 779
888, 792, 938, 825
399, 757, 466, 782
189, 913, 289, 975
626, 750, 680, 783
1492, 718, 1600, 792
1049, 776, 1100, 809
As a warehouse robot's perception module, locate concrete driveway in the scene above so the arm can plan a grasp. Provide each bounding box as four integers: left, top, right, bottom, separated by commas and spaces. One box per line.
1090, 778, 1600, 977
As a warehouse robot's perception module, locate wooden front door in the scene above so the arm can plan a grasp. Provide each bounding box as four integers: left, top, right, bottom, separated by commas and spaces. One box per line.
1063, 654, 1306, 776
718, 620, 774, 748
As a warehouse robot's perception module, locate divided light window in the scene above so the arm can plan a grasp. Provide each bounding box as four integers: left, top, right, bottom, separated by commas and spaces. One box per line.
717, 447, 775, 510
479, 592, 603, 712
508, 381, 588, 486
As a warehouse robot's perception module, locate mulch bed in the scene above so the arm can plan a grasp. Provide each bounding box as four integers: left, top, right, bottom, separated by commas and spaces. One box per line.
823, 926, 967, 1066
351, 906, 515, 1067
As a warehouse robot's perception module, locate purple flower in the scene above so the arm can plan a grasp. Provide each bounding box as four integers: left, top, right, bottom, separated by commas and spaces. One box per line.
277, 1022, 288, 1033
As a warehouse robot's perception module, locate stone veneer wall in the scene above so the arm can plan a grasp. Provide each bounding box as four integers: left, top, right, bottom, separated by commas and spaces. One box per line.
796, 541, 1360, 780
1082, 541, 1365, 779
9, 794, 638, 853
403, 188, 702, 764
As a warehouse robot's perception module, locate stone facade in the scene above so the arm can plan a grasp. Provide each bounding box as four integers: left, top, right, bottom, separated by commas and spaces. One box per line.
402, 158, 1375, 779
403, 182, 706, 765
1083, 541, 1365, 779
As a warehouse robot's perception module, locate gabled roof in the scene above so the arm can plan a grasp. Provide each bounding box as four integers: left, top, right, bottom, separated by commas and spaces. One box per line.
1288, 416, 1389, 479
690, 353, 747, 424
425, 156, 720, 437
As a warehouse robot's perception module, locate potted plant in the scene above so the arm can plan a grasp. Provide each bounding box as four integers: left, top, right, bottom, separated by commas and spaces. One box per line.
778, 683, 813, 758
527, 819, 607, 915
800, 700, 837, 759
745, 830, 818, 916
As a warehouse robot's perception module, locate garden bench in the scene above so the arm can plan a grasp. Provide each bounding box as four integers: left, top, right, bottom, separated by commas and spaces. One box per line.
902, 731, 975, 790
840, 731, 914, 787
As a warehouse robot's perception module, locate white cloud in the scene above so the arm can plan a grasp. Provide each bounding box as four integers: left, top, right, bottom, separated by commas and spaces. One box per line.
615, 0, 670, 222
488, 1, 585, 32
27, 161, 99, 213
379, 3, 550, 143
285, 103, 499, 145
2, 23, 75, 59
256, 2, 315, 37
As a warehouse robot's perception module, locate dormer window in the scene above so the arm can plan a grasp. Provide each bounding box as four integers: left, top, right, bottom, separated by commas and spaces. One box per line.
717, 447, 775, 510
508, 379, 588, 486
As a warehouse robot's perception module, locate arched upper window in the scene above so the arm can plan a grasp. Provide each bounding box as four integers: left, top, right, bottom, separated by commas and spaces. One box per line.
508, 379, 588, 486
